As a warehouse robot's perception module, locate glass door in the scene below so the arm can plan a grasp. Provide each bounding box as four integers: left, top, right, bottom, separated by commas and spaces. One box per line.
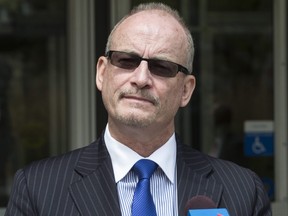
187, 0, 275, 200
0, 0, 68, 207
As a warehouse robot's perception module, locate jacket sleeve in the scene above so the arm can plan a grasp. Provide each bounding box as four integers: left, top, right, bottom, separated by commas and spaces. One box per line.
252, 171, 272, 216
5, 169, 36, 216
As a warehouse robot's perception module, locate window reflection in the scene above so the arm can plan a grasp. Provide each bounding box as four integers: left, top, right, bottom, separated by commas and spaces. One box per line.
0, 0, 67, 206
0, 57, 14, 206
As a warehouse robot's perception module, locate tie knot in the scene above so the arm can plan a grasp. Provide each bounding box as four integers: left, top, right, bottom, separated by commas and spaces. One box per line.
133, 159, 158, 180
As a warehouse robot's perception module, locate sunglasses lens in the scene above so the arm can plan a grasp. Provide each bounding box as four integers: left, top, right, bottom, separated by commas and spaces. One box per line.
149, 60, 178, 77
110, 52, 140, 70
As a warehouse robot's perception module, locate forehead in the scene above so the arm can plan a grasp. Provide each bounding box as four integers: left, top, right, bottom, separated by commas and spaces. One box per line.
110, 11, 187, 58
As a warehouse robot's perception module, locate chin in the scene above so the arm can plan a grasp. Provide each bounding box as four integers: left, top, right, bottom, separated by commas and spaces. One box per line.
116, 113, 154, 128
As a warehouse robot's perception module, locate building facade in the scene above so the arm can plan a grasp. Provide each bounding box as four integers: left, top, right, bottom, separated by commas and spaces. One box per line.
0, 0, 286, 214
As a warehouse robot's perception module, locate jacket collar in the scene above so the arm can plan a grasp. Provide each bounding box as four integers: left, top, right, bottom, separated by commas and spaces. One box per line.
69, 134, 121, 216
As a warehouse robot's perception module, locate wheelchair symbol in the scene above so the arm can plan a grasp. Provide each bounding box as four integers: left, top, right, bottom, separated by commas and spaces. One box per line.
252, 136, 266, 154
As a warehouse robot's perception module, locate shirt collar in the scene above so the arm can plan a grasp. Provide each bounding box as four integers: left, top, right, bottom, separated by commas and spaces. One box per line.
104, 125, 176, 183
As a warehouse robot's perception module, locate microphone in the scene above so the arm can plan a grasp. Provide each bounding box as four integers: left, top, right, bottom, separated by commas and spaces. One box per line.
185, 195, 230, 216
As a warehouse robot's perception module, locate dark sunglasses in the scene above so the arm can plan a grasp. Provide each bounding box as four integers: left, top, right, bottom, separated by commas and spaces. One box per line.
105, 50, 190, 77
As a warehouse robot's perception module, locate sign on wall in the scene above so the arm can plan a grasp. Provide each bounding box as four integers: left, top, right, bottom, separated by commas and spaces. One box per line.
244, 121, 274, 157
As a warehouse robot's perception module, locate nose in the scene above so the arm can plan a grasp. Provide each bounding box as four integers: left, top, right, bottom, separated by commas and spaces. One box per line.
130, 60, 153, 89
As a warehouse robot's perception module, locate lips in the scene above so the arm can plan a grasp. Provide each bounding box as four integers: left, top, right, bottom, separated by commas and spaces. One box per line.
119, 91, 159, 106
123, 95, 154, 104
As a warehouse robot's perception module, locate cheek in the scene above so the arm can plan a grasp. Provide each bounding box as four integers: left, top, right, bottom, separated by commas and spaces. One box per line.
160, 83, 184, 111
166, 80, 184, 101
102, 71, 119, 92
101, 73, 127, 105
101, 75, 117, 105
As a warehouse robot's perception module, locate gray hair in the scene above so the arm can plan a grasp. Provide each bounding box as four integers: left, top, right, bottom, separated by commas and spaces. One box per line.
105, 2, 194, 73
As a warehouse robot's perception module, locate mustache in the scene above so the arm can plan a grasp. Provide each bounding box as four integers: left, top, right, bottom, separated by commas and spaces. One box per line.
119, 89, 160, 105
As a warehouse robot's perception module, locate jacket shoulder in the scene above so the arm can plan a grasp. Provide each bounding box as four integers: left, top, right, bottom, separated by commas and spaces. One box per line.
21, 140, 101, 184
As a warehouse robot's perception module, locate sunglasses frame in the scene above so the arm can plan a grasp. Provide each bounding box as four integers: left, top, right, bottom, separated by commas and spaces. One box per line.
105, 50, 190, 77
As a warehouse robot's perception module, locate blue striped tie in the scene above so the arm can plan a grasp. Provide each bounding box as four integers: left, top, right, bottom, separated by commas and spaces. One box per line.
132, 159, 158, 216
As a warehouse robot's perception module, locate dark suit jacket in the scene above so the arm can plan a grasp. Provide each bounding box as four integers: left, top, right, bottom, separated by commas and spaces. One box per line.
5, 134, 271, 216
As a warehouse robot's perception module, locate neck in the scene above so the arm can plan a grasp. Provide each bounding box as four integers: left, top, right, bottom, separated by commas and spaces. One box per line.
107, 122, 174, 157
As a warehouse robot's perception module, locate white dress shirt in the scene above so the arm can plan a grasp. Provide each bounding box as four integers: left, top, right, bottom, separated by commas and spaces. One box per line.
104, 125, 178, 216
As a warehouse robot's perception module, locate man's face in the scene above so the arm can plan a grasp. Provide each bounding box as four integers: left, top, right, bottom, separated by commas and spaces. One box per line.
96, 11, 195, 131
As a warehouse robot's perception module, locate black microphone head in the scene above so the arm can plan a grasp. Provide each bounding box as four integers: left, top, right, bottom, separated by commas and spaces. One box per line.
184, 195, 217, 214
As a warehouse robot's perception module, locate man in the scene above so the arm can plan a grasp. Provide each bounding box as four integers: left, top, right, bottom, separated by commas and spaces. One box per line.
5, 3, 271, 216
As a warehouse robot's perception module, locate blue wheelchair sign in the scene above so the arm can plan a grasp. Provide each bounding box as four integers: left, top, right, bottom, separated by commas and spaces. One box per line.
244, 133, 274, 156
244, 121, 274, 157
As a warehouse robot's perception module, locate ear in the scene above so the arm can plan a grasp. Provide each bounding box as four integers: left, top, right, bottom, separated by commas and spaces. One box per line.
96, 56, 108, 91
180, 75, 196, 107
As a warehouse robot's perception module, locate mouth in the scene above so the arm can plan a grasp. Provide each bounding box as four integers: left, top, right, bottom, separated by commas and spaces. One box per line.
119, 91, 159, 106
123, 95, 154, 105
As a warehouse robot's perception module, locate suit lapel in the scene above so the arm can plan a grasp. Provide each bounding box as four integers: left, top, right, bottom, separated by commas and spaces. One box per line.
69, 135, 121, 216
176, 139, 223, 215
68, 134, 223, 215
